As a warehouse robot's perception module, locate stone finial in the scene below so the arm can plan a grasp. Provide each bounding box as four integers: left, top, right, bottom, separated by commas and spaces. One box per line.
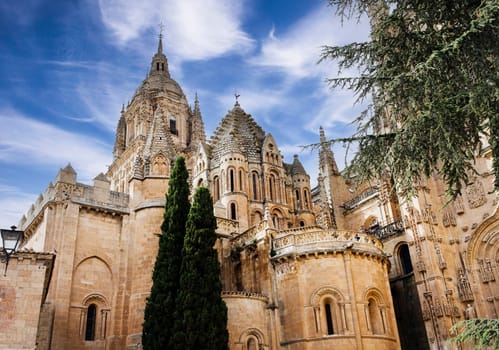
93, 173, 110, 189
56, 163, 77, 184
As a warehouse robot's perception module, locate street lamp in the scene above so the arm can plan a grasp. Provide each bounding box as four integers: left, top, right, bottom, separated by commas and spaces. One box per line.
1, 225, 24, 276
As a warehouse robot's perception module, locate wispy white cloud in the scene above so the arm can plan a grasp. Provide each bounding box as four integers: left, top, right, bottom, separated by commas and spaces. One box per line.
0, 184, 37, 228
0, 109, 111, 182
250, 5, 370, 79
42, 60, 140, 132
306, 88, 369, 133
98, 0, 254, 60
217, 88, 286, 116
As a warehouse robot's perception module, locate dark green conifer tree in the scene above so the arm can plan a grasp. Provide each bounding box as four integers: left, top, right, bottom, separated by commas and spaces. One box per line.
318, 0, 498, 198
142, 156, 190, 349
173, 187, 228, 350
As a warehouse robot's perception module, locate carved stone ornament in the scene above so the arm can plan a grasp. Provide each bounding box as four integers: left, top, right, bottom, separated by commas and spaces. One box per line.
275, 260, 296, 278
422, 300, 431, 321
457, 268, 474, 302
442, 208, 456, 227
454, 196, 465, 214
465, 179, 486, 209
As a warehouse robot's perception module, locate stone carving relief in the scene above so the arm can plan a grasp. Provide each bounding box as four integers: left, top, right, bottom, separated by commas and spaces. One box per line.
457, 268, 474, 302
152, 154, 169, 175
442, 207, 456, 227
477, 258, 495, 283
275, 260, 296, 278
432, 299, 443, 317
422, 300, 431, 321
465, 178, 486, 209
454, 196, 465, 214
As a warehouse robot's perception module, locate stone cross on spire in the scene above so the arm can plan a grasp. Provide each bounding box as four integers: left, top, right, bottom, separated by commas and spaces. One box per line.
149, 23, 170, 77
234, 91, 240, 106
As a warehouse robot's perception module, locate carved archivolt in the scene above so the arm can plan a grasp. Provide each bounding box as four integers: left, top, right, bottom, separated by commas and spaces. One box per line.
466, 208, 499, 268
238, 328, 265, 349
362, 287, 386, 305
465, 207, 498, 317
310, 286, 345, 306
82, 292, 109, 308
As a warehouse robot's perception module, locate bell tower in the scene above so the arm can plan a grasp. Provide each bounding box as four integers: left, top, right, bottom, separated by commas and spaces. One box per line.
107, 34, 205, 194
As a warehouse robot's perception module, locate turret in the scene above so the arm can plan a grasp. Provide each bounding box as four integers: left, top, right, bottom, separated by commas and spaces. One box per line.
150, 34, 170, 78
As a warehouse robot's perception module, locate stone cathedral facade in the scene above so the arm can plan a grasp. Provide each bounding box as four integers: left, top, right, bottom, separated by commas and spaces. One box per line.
12, 37, 498, 350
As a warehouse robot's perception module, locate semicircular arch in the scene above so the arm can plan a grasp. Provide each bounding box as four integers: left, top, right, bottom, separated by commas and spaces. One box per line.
310, 286, 344, 306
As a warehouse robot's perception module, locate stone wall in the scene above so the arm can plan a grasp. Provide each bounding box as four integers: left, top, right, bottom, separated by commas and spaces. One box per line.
0, 252, 54, 350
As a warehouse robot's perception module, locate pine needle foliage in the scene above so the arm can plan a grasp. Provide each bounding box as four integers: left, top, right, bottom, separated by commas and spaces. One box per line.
318, 0, 498, 199
173, 187, 229, 350
450, 319, 499, 350
142, 156, 190, 350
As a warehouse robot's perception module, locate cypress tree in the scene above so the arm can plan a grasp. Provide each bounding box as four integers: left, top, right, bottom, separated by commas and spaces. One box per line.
142, 156, 190, 349
173, 187, 228, 350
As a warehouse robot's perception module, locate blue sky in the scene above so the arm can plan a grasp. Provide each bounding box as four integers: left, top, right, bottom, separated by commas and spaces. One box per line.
0, 0, 369, 228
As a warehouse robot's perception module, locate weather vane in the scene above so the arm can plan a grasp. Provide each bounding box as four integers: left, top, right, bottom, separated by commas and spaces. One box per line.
234, 91, 240, 102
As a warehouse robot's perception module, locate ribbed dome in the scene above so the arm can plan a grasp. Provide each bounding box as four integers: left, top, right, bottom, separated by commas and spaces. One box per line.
209, 102, 265, 166
132, 34, 186, 100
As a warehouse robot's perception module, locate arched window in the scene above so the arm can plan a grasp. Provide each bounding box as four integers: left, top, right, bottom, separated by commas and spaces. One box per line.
239, 169, 244, 191
213, 176, 220, 201
300, 220, 305, 227
247, 337, 257, 350
252, 171, 259, 200
295, 189, 301, 209
239, 330, 265, 350
368, 298, 383, 334
230, 203, 237, 220
304, 189, 310, 209
269, 174, 277, 201
229, 169, 235, 192
311, 287, 347, 336
399, 244, 413, 274
364, 290, 387, 336
85, 304, 97, 341
324, 301, 334, 335
170, 116, 177, 134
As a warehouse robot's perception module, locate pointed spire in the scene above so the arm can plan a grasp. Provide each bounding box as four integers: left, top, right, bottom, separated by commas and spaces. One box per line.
149, 31, 170, 77
318, 127, 339, 175
320, 126, 326, 143
194, 92, 200, 110
191, 93, 206, 146
157, 33, 163, 55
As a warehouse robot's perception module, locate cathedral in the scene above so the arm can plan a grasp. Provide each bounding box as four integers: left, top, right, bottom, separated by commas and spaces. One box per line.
5, 36, 498, 350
